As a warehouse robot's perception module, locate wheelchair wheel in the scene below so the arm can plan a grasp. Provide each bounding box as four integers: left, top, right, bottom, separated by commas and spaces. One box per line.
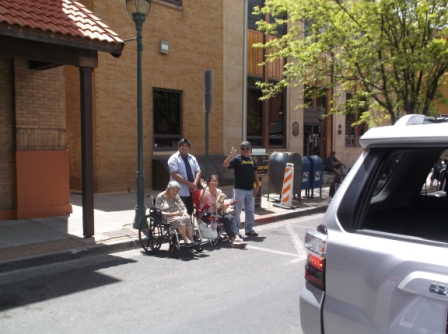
209, 234, 221, 247
169, 241, 180, 258
138, 214, 163, 253
193, 234, 204, 253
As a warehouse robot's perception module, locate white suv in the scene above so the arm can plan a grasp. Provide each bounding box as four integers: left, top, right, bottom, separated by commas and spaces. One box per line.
300, 115, 448, 334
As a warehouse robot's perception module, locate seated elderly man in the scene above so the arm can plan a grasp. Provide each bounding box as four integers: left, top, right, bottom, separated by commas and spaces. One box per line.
324, 151, 346, 175
155, 181, 198, 247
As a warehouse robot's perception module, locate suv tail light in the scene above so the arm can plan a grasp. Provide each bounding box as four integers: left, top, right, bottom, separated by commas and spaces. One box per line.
304, 224, 327, 290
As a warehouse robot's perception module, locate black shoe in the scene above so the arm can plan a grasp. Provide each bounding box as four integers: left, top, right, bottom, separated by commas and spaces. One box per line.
186, 241, 198, 247
245, 230, 258, 237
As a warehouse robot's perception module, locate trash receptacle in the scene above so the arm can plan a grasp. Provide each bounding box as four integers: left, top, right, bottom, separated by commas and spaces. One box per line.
251, 151, 269, 208
268, 152, 302, 199
307, 155, 323, 198
301, 156, 311, 199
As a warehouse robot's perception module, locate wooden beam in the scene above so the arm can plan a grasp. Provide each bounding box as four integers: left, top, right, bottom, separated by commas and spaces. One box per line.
0, 36, 97, 67
28, 60, 61, 71
80, 66, 95, 238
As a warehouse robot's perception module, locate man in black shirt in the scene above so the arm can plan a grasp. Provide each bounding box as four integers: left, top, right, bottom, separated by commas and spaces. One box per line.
223, 141, 260, 236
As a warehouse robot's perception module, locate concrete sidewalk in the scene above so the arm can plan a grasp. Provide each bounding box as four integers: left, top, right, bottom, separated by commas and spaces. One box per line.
0, 186, 330, 273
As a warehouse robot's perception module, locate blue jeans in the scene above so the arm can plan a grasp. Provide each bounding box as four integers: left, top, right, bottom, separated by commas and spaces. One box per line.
233, 188, 255, 233
216, 214, 237, 238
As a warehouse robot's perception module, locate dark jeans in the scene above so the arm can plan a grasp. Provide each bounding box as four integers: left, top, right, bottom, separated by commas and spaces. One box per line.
216, 214, 236, 238
180, 195, 193, 215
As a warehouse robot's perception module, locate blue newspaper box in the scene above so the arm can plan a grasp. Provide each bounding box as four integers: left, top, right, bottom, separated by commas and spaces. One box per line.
308, 155, 323, 198
301, 156, 311, 198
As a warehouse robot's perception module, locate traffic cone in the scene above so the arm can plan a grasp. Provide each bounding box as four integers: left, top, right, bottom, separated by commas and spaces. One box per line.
280, 163, 294, 207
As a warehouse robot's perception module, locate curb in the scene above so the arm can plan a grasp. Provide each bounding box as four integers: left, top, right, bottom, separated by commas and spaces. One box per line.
252, 204, 328, 227
0, 239, 139, 274
0, 204, 329, 274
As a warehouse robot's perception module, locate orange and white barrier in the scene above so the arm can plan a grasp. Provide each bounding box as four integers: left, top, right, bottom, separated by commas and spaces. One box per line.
281, 163, 294, 206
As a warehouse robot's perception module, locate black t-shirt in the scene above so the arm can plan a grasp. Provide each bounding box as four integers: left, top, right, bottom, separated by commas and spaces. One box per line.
229, 155, 258, 190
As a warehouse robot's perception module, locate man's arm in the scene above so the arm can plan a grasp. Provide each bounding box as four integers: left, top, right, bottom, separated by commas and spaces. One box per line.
253, 171, 260, 196
170, 171, 194, 188
223, 147, 236, 167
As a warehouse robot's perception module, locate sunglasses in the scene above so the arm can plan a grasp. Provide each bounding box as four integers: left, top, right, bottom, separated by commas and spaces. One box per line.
240, 147, 250, 151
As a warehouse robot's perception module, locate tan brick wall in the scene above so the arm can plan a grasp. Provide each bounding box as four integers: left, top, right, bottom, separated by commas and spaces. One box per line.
65, 65, 83, 191
0, 57, 15, 210
66, 0, 224, 193
14, 59, 66, 151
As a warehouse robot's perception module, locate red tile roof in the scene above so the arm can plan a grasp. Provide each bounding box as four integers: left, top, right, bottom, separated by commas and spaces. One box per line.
0, 0, 123, 55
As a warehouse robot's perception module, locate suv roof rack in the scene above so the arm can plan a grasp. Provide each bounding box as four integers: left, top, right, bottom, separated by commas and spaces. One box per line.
394, 114, 448, 126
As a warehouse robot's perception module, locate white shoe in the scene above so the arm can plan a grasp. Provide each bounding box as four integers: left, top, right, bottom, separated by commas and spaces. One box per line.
231, 238, 247, 248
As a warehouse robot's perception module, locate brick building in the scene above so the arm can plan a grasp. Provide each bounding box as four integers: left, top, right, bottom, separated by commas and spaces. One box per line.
0, 0, 123, 226
5, 0, 444, 226
0, 0, 390, 223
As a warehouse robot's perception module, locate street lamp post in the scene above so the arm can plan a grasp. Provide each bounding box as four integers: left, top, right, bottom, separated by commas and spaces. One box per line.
126, 0, 152, 228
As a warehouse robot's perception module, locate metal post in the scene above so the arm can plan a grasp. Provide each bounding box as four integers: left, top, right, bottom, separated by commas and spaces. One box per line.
205, 111, 209, 179
133, 13, 147, 228
204, 69, 213, 180
80, 66, 94, 237
242, 0, 248, 141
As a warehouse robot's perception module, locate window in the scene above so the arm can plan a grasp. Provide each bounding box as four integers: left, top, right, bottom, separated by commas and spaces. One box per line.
269, 90, 285, 147
248, 0, 264, 30
153, 89, 182, 150
247, 1, 286, 148
248, 0, 287, 36
304, 19, 314, 39
359, 148, 448, 243
345, 93, 368, 147
345, 93, 368, 146
247, 87, 263, 147
247, 78, 285, 147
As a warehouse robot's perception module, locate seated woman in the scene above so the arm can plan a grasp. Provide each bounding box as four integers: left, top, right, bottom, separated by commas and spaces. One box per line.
155, 181, 198, 247
199, 175, 247, 248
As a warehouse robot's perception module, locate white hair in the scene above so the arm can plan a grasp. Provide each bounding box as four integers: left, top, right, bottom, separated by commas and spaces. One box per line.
167, 180, 181, 190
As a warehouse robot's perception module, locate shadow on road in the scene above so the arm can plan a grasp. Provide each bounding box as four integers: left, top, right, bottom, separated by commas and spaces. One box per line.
0, 255, 137, 312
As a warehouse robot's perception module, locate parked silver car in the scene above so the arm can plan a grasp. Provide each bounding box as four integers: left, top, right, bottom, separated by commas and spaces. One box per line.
300, 114, 448, 334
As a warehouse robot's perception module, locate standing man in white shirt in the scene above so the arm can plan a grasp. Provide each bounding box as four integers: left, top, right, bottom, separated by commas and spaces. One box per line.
167, 138, 201, 215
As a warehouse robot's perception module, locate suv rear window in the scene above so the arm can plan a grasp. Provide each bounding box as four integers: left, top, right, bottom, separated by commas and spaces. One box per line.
342, 147, 447, 243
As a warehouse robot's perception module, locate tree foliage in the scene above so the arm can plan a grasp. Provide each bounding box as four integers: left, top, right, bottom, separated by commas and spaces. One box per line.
255, 0, 448, 124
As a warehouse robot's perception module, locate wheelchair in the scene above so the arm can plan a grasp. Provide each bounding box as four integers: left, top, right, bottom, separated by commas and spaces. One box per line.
191, 190, 237, 246
138, 196, 205, 258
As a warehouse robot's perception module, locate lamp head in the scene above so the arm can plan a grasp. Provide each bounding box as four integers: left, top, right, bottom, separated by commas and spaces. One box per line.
126, 0, 151, 18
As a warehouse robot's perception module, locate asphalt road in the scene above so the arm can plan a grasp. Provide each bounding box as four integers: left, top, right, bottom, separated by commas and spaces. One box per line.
0, 213, 324, 334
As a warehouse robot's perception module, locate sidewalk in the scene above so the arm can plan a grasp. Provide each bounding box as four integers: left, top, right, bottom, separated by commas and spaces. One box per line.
0, 186, 330, 273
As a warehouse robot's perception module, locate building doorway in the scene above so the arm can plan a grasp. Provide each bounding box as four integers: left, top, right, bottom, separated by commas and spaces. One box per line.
304, 107, 326, 159
304, 123, 321, 156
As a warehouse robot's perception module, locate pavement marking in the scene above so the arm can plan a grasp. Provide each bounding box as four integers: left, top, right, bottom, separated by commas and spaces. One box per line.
286, 224, 307, 260
245, 245, 300, 258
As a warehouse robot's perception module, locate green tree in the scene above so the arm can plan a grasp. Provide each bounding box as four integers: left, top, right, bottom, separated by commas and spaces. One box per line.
255, 0, 448, 124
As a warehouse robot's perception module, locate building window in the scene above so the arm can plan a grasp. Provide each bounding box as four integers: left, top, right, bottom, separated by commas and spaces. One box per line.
268, 89, 285, 147
247, 87, 263, 147
247, 0, 286, 149
345, 93, 368, 147
248, 0, 264, 30
247, 78, 285, 147
153, 89, 182, 150
248, 0, 286, 36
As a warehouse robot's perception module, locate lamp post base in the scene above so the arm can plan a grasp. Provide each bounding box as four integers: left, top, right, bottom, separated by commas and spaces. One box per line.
133, 205, 147, 229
